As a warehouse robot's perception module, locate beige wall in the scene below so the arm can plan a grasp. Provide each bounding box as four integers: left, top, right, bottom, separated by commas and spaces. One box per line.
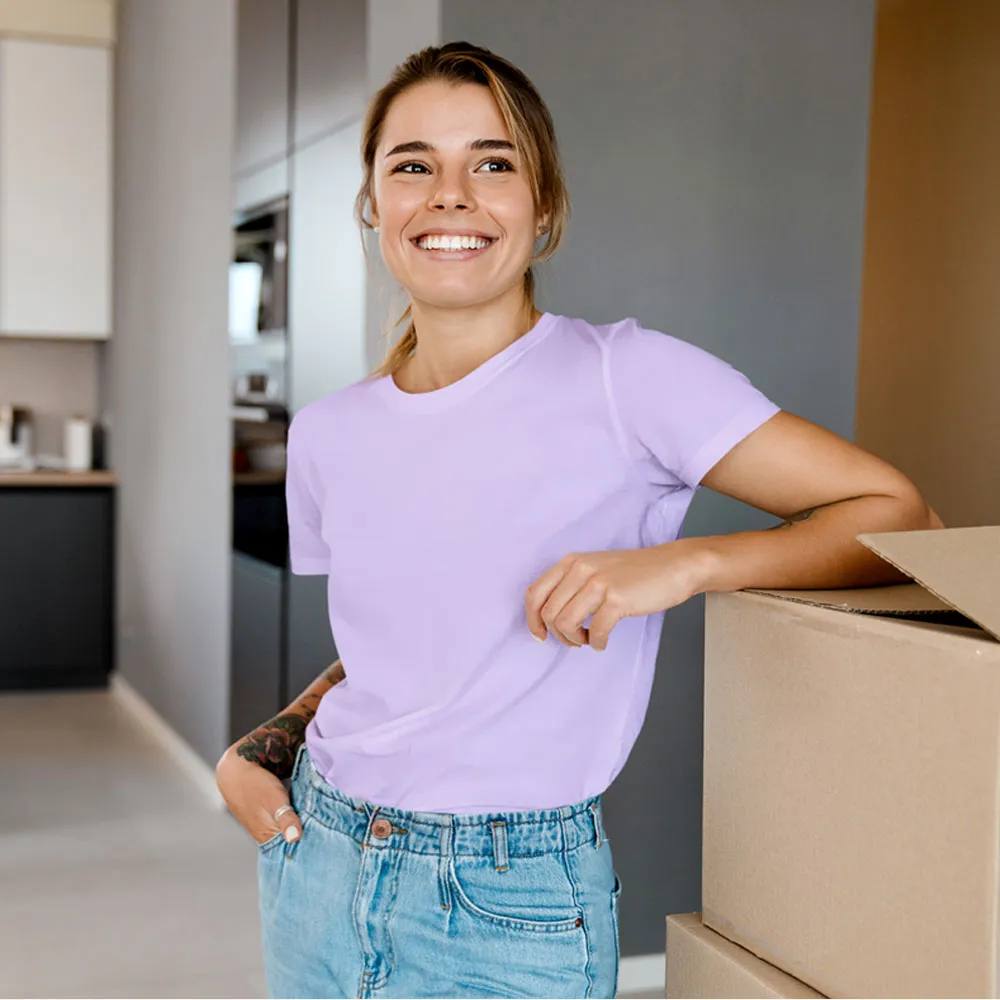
857, 0, 1000, 527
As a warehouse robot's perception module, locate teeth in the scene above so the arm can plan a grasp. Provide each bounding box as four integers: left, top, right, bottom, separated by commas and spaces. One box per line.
417, 234, 492, 251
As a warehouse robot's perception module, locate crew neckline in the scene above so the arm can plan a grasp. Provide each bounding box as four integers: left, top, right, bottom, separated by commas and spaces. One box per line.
374, 311, 559, 412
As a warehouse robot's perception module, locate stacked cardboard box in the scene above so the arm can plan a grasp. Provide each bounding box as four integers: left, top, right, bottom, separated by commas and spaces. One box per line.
667, 913, 823, 998
682, 526, 1000, 998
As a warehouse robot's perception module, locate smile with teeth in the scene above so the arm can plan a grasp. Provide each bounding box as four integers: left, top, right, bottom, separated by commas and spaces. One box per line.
414, 234, 494, 252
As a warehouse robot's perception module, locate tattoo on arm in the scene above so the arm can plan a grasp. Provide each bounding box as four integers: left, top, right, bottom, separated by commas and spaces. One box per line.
769, 497, 865, 530
234, 658, 346, 779
235, 713, 310, 778
772, 507, 819, 529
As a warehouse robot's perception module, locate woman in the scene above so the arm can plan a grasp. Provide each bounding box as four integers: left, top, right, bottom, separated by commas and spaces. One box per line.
216, 42, 941, 999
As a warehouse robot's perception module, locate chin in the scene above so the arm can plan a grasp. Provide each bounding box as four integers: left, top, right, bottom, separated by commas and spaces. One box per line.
407, 283, 503, 311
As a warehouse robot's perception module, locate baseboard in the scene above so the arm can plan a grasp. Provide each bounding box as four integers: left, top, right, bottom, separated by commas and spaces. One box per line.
619, 953, 665, 995
110, 673, 226, 811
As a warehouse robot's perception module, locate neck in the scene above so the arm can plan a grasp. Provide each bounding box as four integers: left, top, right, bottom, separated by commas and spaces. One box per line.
400, 286, 542, 392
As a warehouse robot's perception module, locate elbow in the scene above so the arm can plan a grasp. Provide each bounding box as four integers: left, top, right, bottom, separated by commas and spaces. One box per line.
893, 481, 945, 531
926, 504, 946, 530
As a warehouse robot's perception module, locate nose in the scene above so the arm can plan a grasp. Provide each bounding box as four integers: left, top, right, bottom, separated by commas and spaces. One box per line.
429, 164, 475, 213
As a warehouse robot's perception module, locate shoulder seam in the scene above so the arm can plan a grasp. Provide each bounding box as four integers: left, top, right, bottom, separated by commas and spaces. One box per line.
590, 319, 648, 488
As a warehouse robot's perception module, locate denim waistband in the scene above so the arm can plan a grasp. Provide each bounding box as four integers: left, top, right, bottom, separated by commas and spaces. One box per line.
290, 743, 606, 859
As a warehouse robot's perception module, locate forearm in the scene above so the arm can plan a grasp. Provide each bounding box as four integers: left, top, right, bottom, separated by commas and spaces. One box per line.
685, 492, 940, 594
232, 658, 345, 779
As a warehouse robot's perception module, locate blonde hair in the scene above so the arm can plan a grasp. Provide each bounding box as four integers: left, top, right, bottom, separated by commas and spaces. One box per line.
356, 42, 571, 381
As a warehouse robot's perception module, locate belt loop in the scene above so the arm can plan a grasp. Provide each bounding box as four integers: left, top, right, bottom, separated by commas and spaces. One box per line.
589, 801, 606, 850
438, 816, 454, 911
491, 819, 509, 872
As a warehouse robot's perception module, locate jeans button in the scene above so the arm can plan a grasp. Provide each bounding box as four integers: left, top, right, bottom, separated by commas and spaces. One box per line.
371, 817, 392, 839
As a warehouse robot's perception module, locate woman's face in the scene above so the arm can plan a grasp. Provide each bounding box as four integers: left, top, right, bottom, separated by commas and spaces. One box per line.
371, 80, 543, 311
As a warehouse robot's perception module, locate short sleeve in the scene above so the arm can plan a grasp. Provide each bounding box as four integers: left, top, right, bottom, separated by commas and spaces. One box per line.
608, 318, 782, 490
285, 411, 331, 575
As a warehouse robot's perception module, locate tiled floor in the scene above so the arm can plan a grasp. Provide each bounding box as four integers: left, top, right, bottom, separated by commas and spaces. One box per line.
0, 688, 660, 999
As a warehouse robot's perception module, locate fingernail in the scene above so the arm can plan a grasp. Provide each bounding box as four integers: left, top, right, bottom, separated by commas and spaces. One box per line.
533, 632, 546, 642
284, 826, 300, 843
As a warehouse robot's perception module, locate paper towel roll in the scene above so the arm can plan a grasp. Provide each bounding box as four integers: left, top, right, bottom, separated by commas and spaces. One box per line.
64, 416, 92, 472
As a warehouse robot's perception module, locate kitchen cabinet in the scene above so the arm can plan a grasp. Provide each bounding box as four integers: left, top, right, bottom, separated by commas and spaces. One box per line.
286, 572, 337, 700
230, 490, 336, 741
0, 40, 112, 338
293, 0, 366, 147
0, 487, 114, 689
235, 0, 289, 180
229, 551, 284, 745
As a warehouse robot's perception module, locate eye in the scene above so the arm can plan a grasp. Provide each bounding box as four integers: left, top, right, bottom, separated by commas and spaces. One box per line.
476, 157, 515, 174
390, 161, 430, 174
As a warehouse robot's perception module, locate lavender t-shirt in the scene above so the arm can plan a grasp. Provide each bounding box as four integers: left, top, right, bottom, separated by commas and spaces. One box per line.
287, 313, 780, 813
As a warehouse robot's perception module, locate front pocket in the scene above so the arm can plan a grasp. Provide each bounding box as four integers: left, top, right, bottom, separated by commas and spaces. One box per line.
256, 829, 286, 854
448, 856, 584, 934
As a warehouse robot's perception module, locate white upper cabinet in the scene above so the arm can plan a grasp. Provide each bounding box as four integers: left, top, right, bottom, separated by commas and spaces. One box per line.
0, 39, 112, 338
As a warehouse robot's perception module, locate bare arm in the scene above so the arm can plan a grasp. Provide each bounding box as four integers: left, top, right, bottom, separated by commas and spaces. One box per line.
231, 658, 345, 780
695, 411, 942, 592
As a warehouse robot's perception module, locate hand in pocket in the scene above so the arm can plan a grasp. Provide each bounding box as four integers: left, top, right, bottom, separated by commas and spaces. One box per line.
215, 747, 302, 846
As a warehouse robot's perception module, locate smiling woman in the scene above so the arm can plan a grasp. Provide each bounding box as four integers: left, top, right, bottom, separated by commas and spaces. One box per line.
221, 40, 942, 1000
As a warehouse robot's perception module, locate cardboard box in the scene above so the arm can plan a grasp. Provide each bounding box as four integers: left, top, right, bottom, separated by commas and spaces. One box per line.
702, 526, 1000, 998
667, 913, 825, 999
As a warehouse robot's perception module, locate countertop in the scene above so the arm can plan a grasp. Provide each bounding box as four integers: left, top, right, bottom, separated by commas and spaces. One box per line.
0, 470, 117, 487
233, 470, 285, 486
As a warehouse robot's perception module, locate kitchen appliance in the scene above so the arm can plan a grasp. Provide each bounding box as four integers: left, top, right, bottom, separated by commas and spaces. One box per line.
231, 197, 288, 341
0, 404, 34, 469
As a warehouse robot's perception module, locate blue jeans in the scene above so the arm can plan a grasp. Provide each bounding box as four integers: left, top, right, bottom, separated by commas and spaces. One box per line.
257, 743, 622, 998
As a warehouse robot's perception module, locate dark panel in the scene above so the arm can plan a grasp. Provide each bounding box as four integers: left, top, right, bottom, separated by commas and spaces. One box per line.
0, 488, 113, 689
285, 569, 336, 704
230, 551, 284, 743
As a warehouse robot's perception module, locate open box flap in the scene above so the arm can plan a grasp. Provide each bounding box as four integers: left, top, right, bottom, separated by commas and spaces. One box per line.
743, 582, 953, 616
853, 526, 1000, 642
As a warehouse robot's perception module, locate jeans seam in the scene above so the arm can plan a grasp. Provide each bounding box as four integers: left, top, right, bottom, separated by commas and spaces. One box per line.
559, 816, 595, 997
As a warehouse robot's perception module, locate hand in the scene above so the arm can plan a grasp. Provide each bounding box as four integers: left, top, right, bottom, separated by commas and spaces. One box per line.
215, 745, 303, 846
525, 541, 711, 651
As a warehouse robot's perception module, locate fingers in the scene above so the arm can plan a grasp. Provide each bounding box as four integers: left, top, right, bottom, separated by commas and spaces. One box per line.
526, 554, 588, 644
527, 558, 608, 648
260, 796, 302, 845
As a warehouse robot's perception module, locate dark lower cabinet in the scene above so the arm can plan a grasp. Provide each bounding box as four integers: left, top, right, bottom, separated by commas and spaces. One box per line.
229, 551, 336, 745
0, 487, 114, 690
230, 550, 284, 745
286, 570, 336, 700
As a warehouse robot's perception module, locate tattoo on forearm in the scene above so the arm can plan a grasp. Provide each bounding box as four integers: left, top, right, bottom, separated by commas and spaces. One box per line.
235, 659, 345, 778
773, 507, 819, 529
236, 713, 309, 778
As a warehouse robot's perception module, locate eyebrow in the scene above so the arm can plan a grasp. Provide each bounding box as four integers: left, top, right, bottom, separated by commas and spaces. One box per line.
385, 138, 515, 157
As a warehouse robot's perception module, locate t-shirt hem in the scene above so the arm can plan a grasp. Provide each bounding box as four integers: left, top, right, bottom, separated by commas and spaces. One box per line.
290, 556, 329, 575
680, 399, 782, 488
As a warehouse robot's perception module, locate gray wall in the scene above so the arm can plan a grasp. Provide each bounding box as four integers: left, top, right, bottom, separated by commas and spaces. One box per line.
109, 0, 237, 764
443, 0, 876, 958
